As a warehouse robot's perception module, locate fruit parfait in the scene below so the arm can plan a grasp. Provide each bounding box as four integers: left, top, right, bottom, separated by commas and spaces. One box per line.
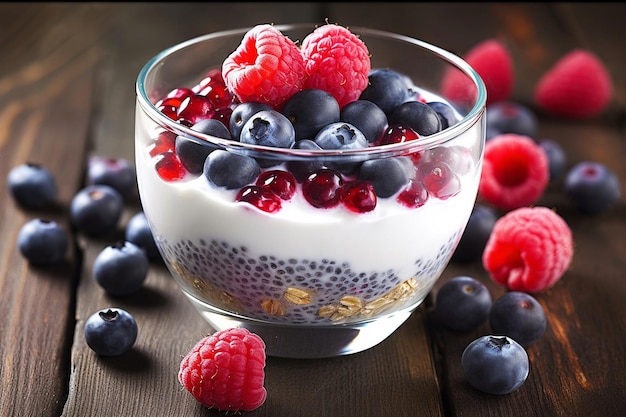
135, 23, 486, 358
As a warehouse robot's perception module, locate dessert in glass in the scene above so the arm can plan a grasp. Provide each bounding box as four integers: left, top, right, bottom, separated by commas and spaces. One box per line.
135, 23, 486, 358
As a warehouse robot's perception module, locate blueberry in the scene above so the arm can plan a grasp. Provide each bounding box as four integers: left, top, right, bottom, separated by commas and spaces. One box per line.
314, 122, 369, 175
357, 157, 411, 198
84, 308, 138, 356
203, 149, 261, 189
462, 335, 529, 395
359, 69, 412, 115
175, 119, 230, 174
489, 292, 547, 346
93, 240, 149, 297
229, 102, 272, 140
87, 156, 137, 201
564, 161, 621, 214
426, 101, 459, 130
125, 212, 160, 262
17, 218, 68, 266
388, 101, 442, 136
70, 184, 124, 237
452, 204, 498, 263
340, 100, 388, 144
240, 109, 295, 148
486, 101, 538, 139
434, 276, 493, 332
286, 139, 325, 182
282, 89, 340, 140
539, 139, 567, 182
7, 163, 57, 209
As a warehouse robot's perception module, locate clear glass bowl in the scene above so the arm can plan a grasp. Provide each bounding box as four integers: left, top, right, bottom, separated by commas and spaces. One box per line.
135, 24, 486, 358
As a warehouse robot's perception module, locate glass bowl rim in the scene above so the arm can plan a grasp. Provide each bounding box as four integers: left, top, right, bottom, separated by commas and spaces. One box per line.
136, 23, 486, 160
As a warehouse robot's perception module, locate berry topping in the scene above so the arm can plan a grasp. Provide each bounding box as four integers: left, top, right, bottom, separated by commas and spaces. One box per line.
442, 39, 514, 105
236, 185, 282, 213
434, 276, 493, 332
282, 89, 340, 140
229, 102, 272, 140
240, 109, 295, 148
564, 161, 621, 214
302, 168, 343, 209
340, 180, 377, 213
486, 101, 538, 140
358, 157, 411, 198
461, 335, 529, 395
340, 99, 388, 144
17, 218, 68, 266
154, 151, 188, 182
388, 101, 442, 136
300, 23, 371, 108
256, 170, 297, 200
478, 134, 549, 211
222, 24, 306, 109
489, 291, 547, 347
418, 160, 461, 200
482, 206, 574, 293
359, 69, 412, 115
203, 150, 261, 189
178, 328, 267, 412
534, 49, 613, 119
7, 163, 58, 209
84, 308, 138, 357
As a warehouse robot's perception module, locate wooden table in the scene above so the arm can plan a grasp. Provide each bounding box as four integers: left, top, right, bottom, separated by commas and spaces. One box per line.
1, 3, 625, 416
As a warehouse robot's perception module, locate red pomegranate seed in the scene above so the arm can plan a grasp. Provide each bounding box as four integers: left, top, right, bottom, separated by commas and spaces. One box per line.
212, 107, 233, 127
197, 83, 233, 108
147, 130, 177, 157
236, 185, 282, 213
192, 69, 226, 93
154, 151, 187, 182
341, 180, 377, 213
418, 160, 461, 199
177, 94, 215, 125
256, 170, 297, 200
302, 169, 343, 209
397, 179, 430, 208
377, 124, 420, 146
155, 88, 194, 108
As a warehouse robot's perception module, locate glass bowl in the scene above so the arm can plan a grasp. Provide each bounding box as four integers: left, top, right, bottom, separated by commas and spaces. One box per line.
135, 24, 486, 358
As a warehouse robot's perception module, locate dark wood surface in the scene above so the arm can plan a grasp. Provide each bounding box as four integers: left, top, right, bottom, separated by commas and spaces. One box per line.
1, 3, 625, 417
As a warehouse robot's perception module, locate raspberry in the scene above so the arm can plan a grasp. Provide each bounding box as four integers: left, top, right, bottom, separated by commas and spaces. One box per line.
301, 23, 371, 108
534, 49, 612, 119
222, 24, 306, 109
441, 39, 514, 105
478, 134, 549, 211
178, 328, 267, 411
482, 206, 573, 293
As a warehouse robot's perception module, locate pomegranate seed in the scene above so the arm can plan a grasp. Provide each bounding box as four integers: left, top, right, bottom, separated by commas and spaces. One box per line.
177, 94, 215, 125
147, 131, 177, 157
198, 83, 233, 108
236, 185, 282, 213
154, 151, 187, 182
155, 88, 194, 108
192, 69, 226, 93
256, 170, 297, 200
377, 124, 420, 146
302, 169, 343, 209
213, 107, 233, 127
341, 180, 377, 213
418, 160, 461, 199
397, 179, 429, 208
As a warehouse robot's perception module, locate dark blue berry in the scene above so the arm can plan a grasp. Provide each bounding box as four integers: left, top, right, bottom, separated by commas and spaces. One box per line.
538, 139, 567, 182
427, 101, 459, 130
486, 101, 538, 139
84, 308, 138, 356
434, 276, 493, 332
564, 161, 621, 214
286, 139, 325, 182
388, 101, 442, 136
462, 335, 529, 395
203, 149, 260, 189
87, 156, 137, 201
340, 100, 388, 144
7, 163, 57, 209
125, 212, 160, 262
489, 291, 547, 347
240, 109, 295, 148
359, 69, 412, 115
452, 204, 498, 263
70, 185, 124, 237
93, 240, 149, 297
175, 119, 230, 174
282, 89, 340, 140
229, 102, 272, 140
314, 122, 369, 175
17, 218, 68, 266
357, 157, 411, 198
